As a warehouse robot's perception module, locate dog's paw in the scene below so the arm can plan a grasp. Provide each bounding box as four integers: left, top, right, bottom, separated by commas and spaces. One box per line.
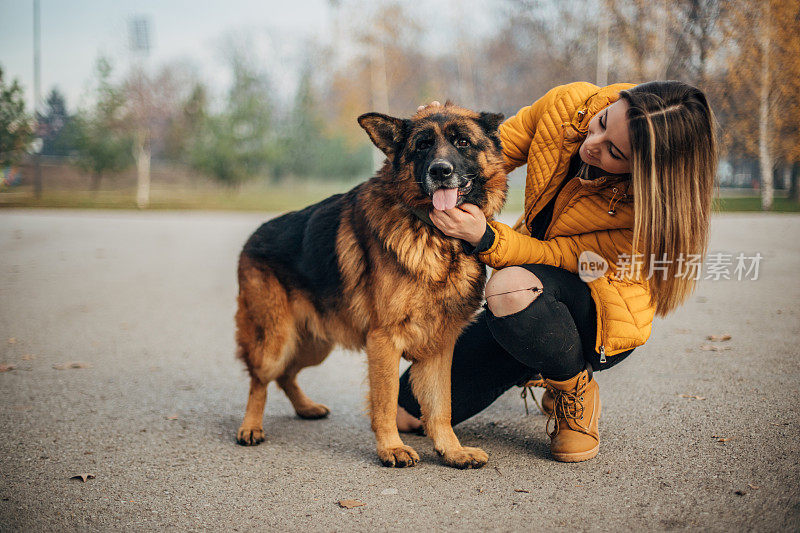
440, 446, 488, 469
377, 445, 420, 468
295, 402, 331, 420
236, 426, 265, 446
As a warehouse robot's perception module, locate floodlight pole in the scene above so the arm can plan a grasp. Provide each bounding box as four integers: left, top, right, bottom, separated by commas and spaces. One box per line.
33, 0, 42, 198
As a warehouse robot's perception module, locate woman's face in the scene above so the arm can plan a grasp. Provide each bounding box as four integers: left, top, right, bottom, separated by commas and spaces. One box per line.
579, 99, 632, 175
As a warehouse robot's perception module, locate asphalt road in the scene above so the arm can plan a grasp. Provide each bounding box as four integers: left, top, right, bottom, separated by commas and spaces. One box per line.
1, 209, 798, 532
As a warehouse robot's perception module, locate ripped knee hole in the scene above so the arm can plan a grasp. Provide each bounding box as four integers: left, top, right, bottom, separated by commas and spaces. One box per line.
485, 286, 543, 299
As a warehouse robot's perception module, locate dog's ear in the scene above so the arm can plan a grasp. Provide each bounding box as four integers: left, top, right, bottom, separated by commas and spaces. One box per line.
357, 113, 409, 161
478, 112, 505, 134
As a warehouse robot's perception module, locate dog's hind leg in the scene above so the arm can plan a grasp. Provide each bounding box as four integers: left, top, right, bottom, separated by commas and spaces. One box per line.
235, 259, 294, 446
238, 376, 268, 445
410, 338, 489, 469
277, 336, 333, 419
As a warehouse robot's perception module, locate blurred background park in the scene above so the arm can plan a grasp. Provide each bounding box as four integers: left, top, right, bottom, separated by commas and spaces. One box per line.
1, 0, 798, 213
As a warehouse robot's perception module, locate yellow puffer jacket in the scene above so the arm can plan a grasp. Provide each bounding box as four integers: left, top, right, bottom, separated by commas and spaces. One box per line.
478, 81, 656, 360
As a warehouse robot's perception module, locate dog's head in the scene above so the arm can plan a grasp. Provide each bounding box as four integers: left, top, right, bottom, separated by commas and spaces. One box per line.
357, 103, 507, 216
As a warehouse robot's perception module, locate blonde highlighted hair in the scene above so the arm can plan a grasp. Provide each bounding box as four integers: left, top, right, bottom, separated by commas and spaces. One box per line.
619, 81, 718, 317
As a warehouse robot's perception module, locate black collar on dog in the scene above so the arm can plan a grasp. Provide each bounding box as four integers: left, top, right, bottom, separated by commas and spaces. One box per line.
410, 207, 436, 228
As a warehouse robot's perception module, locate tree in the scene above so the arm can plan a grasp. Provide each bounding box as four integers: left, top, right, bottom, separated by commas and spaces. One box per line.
600, 0, 726, 84
122, 61, 194, 208
715, 0, 800, 208
188, 48, 276, 185
480, 0, 597, 112
162, 82, 207, 162
323, 2, 428, 145
38, 88, 73, 157
0, 66, 34, 168
275, 66, 371, 180
70, 57, 132, 192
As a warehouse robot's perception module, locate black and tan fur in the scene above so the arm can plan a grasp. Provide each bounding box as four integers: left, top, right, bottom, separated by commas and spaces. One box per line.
235, 103, 507, 468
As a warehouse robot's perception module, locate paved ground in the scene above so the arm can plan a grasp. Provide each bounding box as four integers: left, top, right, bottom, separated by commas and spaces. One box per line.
0, 209, 798, 532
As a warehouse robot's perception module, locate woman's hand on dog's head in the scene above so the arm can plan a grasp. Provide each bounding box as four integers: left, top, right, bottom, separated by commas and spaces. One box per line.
417, 101, 442, 112
429, 203, 487, 246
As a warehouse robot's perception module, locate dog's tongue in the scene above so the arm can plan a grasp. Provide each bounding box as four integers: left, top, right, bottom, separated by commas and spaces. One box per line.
432, 188, 459, 211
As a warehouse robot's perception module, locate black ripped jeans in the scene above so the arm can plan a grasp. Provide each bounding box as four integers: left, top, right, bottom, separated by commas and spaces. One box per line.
398, 264, 635, 426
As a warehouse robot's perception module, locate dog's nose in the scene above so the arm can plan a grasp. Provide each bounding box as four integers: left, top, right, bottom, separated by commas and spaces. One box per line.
428, 160, 453, 181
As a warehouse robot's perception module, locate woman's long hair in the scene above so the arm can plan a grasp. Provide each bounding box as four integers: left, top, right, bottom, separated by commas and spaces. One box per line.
619, 81, 718, 317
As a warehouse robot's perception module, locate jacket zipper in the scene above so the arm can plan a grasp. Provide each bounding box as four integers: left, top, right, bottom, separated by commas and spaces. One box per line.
598, 276, 615, 363
528, 129, 572, 230
545, 175, 607, 362
543, 177, 582, 240
548, 124, 608, 362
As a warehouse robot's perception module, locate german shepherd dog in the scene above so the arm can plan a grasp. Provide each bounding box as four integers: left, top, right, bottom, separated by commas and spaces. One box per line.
234, 103, 507, 468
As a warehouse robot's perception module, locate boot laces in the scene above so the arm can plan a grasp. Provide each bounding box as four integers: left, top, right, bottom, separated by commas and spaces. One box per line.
545, 378, 592, 437
520, 376, 547, 415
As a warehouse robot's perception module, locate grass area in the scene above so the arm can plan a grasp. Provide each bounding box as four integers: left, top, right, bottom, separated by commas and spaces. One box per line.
0, 183, 359, 213
1, 185, 798, 213
711, 196, 800, 213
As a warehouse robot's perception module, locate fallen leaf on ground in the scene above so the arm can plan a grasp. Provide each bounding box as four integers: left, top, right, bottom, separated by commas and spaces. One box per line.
700, 344, 730, 352
748, 484, 760, 490
21, 354, 35, 361
0, 364, 16, 372
679, 394, 706, 400
166, 415, 179, 420
770, 422, 788, 427
706, 334, 732, 342
338, 499, 365, 509
514, 489, 529, 493
70, 473, 95, 482
7, 338, 16, 344
53, 362, 92, 370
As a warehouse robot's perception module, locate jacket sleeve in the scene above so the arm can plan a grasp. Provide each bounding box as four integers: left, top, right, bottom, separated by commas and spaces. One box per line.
498, 84, 568, 174
478, 220, 636, 275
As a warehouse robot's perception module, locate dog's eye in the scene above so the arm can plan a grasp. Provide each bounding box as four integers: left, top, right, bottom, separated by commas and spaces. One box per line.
416, 139, 433, 151
455, 138, 470, 148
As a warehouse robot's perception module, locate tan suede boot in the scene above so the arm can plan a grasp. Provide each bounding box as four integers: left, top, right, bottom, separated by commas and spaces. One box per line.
545, 368, 600, 462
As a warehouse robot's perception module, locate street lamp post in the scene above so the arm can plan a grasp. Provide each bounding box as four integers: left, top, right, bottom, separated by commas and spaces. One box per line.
33, 0, 42, 198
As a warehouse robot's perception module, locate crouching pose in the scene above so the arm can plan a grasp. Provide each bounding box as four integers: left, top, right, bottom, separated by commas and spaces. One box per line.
397, 81, 717, 462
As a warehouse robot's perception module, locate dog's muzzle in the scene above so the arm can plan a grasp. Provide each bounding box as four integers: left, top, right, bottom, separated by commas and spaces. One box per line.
425, 159, 473, 211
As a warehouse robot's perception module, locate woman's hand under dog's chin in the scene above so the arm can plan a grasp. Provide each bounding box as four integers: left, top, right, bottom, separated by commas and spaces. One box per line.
429, 203, 487, 246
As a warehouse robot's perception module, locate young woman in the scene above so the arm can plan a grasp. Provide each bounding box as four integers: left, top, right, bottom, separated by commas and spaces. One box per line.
396, 81, 718, 462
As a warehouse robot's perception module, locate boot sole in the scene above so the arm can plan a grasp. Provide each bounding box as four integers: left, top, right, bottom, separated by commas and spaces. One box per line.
552, 444, 599, 462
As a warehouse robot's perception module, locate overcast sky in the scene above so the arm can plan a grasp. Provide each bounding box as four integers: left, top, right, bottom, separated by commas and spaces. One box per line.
0, 0, 499, 113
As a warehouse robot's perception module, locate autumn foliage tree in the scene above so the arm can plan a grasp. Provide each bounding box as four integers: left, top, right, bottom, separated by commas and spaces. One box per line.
714, 0, 800, 209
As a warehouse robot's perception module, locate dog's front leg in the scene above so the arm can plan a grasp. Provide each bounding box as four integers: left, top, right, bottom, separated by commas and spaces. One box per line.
410, 341, 488, 469
366, 330, 419, 467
